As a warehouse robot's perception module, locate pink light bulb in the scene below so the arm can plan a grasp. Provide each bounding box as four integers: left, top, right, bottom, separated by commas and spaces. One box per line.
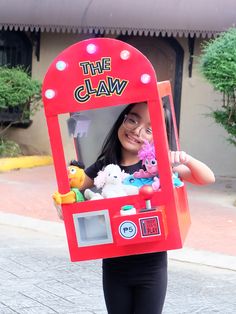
86, 44, 97, 54
140, 74, 151, 84
120, 50, 130, 60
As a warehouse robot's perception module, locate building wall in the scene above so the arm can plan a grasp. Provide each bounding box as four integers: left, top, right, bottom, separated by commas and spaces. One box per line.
178, 37, 236, 177
8, 33, 236, 176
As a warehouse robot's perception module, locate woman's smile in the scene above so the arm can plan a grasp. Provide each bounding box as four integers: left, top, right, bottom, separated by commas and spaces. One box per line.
125, 132, 142, 144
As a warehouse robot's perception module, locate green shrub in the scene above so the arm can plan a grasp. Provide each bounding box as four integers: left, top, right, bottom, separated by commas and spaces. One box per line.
0, 66, 41, 116
0, 139, 22, 158
199, 28, 236, 146
0, 66, 42, 157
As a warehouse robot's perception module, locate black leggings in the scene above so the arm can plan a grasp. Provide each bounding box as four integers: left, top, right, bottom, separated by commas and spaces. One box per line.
102, 252, 167, 314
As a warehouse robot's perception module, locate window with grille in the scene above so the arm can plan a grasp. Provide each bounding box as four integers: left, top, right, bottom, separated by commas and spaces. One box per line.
0, 30, 33, 124
0, 30, 32, 70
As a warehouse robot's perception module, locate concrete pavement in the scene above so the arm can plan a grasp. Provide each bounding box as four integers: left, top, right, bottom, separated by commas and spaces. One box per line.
0, 165, 236, 270
1, 223, 236, 314
0, 164, 236, 314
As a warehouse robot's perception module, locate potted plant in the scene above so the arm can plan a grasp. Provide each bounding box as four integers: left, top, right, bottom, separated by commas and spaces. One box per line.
0, 66, 41, 157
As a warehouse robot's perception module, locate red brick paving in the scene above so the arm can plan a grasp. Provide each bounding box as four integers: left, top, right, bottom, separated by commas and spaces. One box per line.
0, 166, 235, 256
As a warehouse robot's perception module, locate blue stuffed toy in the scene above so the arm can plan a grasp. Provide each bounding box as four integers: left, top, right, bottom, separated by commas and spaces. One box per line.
123, 173, 183, 189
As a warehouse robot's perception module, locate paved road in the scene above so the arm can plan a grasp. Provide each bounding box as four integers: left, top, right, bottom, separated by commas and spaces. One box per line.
1, 224, 235, 314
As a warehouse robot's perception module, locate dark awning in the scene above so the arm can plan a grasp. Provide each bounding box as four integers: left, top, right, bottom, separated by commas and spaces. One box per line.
0, 0, 236, 38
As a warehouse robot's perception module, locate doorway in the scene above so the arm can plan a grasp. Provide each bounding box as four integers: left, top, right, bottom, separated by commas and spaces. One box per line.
118, 35, 184, 129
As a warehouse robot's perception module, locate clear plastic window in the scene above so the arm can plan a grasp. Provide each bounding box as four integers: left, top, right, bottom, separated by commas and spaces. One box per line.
73, 210, 113, 247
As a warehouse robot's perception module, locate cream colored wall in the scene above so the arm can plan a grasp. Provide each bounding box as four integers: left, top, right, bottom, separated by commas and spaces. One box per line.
178, 38, 236, 177
8, 33, 236, 176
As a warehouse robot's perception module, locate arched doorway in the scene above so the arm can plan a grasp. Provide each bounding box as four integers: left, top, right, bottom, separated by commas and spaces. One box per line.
118, 35, 184, 129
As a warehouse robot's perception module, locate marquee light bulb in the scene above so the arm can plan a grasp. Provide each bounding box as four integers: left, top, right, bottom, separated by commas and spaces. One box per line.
140, 74, 151, 84
56, 61, 67, 71
86, 43, 97, 54
120, 50, 130, 60
45, 89, 56, 99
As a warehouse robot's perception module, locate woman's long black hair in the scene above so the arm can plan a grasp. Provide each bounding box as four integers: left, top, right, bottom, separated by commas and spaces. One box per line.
97, 102, 176, 165
162, 98, 177, 151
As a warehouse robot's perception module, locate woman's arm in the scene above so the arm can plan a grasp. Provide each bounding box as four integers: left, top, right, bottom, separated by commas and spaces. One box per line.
80, 174, 94, 190
171, 151, 215, 185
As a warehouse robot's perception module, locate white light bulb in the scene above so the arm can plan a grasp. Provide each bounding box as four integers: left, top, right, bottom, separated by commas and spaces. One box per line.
56, 61, 67, 71
45, 89, 56, 99
86, 43, 97, 54
140, 74, 151, 84
120, 50, 130, 60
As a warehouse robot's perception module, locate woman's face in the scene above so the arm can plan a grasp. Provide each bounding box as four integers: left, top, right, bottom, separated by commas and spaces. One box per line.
118, 102, 153, 155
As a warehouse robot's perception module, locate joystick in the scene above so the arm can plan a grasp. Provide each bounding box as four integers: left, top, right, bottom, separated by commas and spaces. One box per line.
139, 185, 155, 211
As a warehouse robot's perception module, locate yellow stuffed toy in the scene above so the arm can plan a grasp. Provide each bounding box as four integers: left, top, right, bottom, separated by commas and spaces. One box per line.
53, 161, 85, 205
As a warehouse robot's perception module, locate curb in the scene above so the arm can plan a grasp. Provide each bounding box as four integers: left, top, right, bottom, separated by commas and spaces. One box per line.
0, 155, 53, 172
168, 248, 236, 272
0, 212, 64, 237
0, 212, 235, 271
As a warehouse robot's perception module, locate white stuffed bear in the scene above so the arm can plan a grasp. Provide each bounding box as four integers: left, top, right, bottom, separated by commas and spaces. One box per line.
84, 164, 139, 200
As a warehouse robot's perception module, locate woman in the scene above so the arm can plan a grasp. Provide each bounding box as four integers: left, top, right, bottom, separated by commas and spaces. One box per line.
78, 102, 215, 314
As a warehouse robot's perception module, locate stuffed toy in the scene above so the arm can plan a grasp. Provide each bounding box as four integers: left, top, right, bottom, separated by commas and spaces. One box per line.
132, 141, 183, 189
123, 175, 157, 188
84, 164, 139, 200
123, 173, 183, 189
133, 141, 160, 190
53, 160, 85, 205
172, 172, 184, 187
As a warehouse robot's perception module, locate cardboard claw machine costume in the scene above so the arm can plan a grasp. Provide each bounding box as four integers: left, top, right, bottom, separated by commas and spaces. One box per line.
42, 38, 191, 262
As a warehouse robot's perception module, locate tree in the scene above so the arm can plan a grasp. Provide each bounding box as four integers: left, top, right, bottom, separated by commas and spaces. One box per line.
199, 28, 236, 146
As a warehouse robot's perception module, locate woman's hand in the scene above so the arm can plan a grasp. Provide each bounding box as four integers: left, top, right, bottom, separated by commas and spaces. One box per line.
170, 151, 215, 185
169, 151, 190, 166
